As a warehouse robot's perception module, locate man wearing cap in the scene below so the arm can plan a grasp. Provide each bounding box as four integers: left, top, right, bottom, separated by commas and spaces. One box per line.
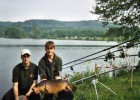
2, 49, 40, 100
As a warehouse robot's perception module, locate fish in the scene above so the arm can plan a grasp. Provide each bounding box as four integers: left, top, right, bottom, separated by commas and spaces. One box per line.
33, 79, 76, 95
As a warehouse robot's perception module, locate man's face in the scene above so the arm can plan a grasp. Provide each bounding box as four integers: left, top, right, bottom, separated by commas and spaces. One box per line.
21, 54, 30, 64
45, 47, 55, 56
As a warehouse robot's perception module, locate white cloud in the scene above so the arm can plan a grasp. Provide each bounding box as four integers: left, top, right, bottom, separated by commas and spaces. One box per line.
0, 0, 98, 22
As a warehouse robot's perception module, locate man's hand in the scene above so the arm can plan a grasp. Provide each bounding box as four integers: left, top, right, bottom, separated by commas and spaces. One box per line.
32, 87, 40, 94
55, 76, 62, 80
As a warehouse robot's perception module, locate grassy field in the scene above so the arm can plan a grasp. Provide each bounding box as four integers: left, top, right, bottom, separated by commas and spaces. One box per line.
70, 68, 140, 100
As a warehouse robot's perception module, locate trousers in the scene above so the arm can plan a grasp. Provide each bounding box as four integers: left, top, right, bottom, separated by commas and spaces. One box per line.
2, 88, 40, 100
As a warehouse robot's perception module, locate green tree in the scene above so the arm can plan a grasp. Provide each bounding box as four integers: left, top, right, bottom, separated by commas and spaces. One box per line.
4, 27, 26, 38
31, 25, 40, 38
92, 0, 140, 41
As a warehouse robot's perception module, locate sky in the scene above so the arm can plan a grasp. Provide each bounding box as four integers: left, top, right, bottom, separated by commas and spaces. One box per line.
0, 0, 99, 22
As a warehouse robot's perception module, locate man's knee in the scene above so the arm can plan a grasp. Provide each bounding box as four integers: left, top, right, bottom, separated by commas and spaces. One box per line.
2, 89, 14, 100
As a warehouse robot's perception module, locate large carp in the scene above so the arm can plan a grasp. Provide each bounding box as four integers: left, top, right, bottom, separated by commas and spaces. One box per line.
33, 79, 76, 95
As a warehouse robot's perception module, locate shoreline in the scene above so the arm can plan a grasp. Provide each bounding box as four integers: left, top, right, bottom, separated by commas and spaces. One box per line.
0, 38, 118, 46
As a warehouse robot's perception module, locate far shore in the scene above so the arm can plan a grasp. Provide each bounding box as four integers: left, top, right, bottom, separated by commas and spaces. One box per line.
0, 38, 118, 46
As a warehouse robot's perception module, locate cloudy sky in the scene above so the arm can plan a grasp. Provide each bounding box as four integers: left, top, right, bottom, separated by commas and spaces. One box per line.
0, 0, 99, 22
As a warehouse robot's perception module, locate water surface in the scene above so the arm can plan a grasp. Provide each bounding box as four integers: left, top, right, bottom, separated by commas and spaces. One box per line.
0, 38, 139, 98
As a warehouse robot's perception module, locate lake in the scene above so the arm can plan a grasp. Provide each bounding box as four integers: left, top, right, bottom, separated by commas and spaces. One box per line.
0, 38, 139, 98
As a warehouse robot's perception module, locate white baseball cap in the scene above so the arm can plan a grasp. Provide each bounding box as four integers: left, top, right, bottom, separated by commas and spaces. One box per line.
21, 49, 31, 56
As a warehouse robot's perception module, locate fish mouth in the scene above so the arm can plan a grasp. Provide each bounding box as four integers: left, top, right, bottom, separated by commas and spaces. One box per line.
32, 87, 40, 94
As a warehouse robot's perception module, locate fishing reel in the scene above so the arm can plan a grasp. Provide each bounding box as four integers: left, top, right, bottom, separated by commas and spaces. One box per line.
104, 51, 115, 62
119, 51, 128, 58
119, 47, 128, 58
126, 42, 134, 49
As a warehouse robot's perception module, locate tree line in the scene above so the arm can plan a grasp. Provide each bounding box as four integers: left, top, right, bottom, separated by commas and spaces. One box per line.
0, 20, 108, 40
0, 26, 105, 40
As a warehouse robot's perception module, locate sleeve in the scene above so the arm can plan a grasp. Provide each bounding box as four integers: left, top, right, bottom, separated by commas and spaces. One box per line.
38, 60, 46, 76
33, 65, 39, 80
12, 67, 19, 82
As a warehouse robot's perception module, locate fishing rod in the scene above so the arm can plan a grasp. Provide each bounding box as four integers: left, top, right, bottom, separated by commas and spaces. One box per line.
72, 66, 126, 84
63, 42, 140, 69
71, 50, 140, 84
63, 36, 140, 66
86, 41, 140, 61
98, 54, 138, 60
63, 49, 121, 69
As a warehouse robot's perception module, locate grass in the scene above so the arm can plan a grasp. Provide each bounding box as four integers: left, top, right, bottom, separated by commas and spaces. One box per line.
70, 68, 140, 100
